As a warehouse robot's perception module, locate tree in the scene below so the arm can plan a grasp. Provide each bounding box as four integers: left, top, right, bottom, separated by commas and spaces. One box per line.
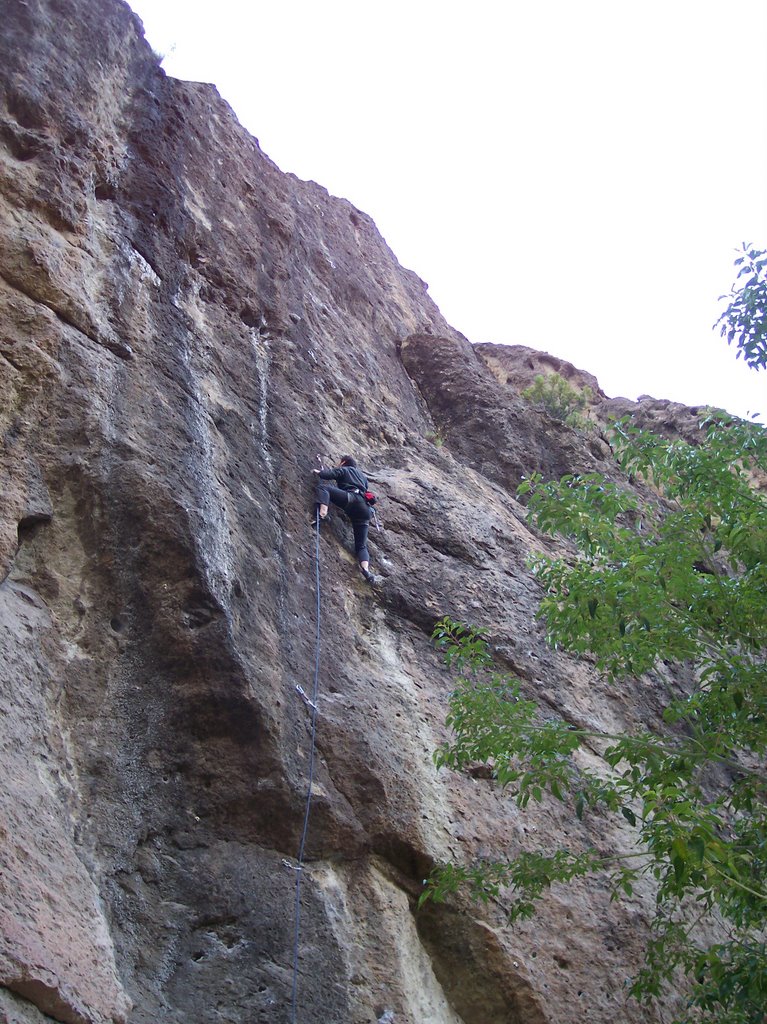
716, 243, 767, 371
422, 262, 767, 1022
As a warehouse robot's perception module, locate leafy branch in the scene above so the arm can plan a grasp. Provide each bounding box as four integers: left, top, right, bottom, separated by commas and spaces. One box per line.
715, 243, 767, 370
425, 404, 767, 1022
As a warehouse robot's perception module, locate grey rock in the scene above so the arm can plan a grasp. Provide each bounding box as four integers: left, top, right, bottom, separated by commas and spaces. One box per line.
0, 2, 706, 1023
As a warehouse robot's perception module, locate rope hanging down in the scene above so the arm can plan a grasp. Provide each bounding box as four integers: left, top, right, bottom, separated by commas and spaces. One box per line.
289, 509, 323, 1024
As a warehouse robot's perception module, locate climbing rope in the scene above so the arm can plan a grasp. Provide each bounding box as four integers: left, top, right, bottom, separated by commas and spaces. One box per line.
289, 508, 322, 1024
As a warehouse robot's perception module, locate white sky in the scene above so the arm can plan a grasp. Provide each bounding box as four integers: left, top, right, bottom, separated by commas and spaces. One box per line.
126, 0, 767, 419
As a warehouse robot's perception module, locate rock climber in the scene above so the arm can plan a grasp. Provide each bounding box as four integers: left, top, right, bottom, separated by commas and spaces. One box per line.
312, 455, 377, 584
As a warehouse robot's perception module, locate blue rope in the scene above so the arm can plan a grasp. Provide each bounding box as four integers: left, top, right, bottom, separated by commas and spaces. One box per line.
290, 511, 322, 1023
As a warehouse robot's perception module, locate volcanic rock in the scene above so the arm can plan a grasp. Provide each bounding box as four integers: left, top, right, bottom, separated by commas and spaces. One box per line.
1, 2, 697, 1022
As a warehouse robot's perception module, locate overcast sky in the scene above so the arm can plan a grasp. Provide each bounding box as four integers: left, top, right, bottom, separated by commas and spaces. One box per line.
126, 0, 767, 419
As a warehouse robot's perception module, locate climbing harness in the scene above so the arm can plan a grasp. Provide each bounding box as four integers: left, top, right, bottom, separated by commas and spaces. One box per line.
289, 508, 322, 1024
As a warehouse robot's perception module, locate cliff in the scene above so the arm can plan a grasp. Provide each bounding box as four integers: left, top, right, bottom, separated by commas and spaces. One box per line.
1, 2, 687, 1022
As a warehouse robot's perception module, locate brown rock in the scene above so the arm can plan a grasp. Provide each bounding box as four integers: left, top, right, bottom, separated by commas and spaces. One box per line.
475, 342, 605, 400
0, 2, 704, 1022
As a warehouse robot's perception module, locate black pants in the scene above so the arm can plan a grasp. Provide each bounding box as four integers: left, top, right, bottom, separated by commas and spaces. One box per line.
315, 485, 371, 563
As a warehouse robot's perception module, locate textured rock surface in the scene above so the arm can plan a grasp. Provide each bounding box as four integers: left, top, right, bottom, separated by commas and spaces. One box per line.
474, 341, 721, 444
1, 2, 690, 1022
475, 342, 606, 401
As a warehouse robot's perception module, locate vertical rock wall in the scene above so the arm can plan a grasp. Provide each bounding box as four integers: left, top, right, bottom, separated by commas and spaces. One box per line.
1, 2, 677, 1022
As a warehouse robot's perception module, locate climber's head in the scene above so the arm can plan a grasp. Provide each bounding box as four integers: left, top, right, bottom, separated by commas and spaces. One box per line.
339, 455, 356, 467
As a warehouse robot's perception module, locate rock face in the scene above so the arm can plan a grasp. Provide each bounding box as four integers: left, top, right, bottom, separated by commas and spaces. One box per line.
474, 341, 721, 445
1, 3, 689, 1023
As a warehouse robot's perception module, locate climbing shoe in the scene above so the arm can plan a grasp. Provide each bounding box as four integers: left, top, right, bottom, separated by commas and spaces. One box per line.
361, 569, 378, 585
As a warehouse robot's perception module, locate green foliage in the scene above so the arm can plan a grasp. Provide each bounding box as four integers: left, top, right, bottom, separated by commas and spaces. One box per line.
519, 414, 767, 680
716, 243, 767, 370
424, 412, 767, 1023
521, 372, 593, 429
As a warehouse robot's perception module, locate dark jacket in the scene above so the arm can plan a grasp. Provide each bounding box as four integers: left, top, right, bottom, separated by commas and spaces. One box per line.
319, 466, 368, 493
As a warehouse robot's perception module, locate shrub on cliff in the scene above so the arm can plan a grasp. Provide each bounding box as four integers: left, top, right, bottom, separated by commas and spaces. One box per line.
521, 371, 593, 429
